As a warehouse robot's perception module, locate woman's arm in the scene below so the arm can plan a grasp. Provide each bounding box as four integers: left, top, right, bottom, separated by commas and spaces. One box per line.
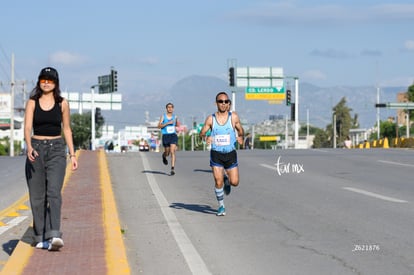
61, 99, 78, 170
24, 99, 36, 160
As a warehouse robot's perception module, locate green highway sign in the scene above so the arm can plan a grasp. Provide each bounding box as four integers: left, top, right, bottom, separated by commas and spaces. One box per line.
246, 87, 284, 93
245, 86, 286, 101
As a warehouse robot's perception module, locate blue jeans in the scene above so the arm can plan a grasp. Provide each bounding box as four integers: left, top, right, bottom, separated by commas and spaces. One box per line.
25, 137, 67, 243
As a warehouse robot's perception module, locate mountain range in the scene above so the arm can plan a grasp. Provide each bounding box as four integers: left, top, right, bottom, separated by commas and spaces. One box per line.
101, 75, 407, 131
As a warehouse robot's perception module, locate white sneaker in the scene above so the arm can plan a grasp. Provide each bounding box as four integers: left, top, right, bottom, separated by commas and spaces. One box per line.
48, 237, 64, 251
35, 241, 49, 249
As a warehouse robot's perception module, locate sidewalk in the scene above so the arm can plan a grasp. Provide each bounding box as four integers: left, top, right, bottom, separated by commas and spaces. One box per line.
1, 150, 130, 275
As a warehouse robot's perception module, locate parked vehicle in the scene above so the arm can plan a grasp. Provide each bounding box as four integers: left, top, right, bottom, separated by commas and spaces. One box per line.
139, 139, 149, 152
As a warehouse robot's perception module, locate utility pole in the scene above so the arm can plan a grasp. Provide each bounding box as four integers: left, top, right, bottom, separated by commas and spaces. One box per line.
90, 85, 97, 150
376, 61, 381, 140
307, 108, 309, 148
283, 77, 300, 149
285, 115, 288, 149
227, 58, 237, 111
294, 77, 299, 149
376, 87, 380, 139
10, 53, 15, 157
333, 114, 337, 148
406, 113, 410, 138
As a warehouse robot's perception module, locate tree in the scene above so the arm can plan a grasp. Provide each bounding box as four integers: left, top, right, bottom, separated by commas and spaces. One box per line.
406, 83, 414, 120
71, 113, 92, 149
380, 120, 397, 139
312, 129, 330, 148
70, 111, 105, 149
0, 141, 7, 155
299, 125, 322, 135
0, 137, 22, 156
407, 83, 414, 101
322, 97, 357, 147
332, 97, 354, 144
94, 108, 105, 137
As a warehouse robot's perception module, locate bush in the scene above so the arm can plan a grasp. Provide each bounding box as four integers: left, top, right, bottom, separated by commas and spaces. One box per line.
0, 143, 7, 155
400, 138, 414, 148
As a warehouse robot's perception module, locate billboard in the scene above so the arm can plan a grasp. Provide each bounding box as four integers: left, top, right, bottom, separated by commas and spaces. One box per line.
235, 67, 285, 101
0, 94, 11, 117
61, 92, 122, 110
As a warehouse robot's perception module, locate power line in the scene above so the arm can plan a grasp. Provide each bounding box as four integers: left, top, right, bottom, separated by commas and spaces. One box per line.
0, 44, 11, 81
0, 44, 28, 83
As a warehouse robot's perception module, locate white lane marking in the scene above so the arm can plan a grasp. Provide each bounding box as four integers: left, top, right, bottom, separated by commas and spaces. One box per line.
0, 216, 28, 235
262, 163, 409, 203
378, 160, 414, 168
343, 187, 408, 203
140, 153, 211, 275
260, 163, 277, 171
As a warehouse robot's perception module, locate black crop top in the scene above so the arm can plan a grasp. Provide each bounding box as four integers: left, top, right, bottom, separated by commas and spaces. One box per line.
33, 99, 62, 136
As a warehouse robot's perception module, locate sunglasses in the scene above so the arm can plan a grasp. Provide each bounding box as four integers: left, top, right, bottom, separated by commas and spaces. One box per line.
216, 99, 230, 104
39, 79, 55, 84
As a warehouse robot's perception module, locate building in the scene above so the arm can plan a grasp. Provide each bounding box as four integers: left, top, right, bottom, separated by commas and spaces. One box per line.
0, 93, 25, 153
396, 92, 409, 126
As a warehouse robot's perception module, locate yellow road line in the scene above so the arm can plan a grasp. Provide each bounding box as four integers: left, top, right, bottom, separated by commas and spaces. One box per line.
2, 150, 131, 274
99, 150, 131, 275
0, 195, 29, 220
1, 151, 78, 275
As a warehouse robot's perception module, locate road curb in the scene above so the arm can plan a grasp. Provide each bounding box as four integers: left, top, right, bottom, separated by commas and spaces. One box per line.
1, 152, 77, 275
99, 150, 131, 274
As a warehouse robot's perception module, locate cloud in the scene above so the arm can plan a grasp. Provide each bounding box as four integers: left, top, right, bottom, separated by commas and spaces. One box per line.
371, 4, 414, 21
138, 56, 159, 66
301, 70, 327, 81
49, 51, 87, 65
404, 40, 414, 51
309, 49, 352, 59
361, 49, 382, 57
380, 76, 414, 87
230, 3, 414, 26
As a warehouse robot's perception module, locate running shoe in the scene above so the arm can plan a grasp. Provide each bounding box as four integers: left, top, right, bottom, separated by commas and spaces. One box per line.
170, 169, 175, 176
48, 237, 64, 251
216, 206, 226, 216
35, 241, 49, 249
162, 153, 168, 165
224, 175, 231, 195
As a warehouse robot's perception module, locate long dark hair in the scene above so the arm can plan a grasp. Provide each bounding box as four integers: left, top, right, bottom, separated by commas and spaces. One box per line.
29, 78, 63, 103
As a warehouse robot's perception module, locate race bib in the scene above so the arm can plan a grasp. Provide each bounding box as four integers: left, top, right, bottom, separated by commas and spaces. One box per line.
214, 134, 230, 146
166, 125, 175, 133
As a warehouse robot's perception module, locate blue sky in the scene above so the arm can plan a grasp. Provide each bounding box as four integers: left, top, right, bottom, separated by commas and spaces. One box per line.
1, 0, 414, 96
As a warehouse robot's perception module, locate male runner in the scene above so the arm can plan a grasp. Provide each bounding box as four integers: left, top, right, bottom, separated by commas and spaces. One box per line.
158, 102, 180, 175
199, 92, 244, 216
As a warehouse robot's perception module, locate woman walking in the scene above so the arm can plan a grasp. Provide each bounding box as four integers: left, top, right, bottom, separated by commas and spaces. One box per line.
24, 67, 78, 251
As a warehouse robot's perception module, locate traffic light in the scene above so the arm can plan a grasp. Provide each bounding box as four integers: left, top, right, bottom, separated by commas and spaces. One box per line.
229, 67, 235, 87
286, 89, 291, 106
95, 107, 101, 121
291, 103, 295, 121
375, 103, 386, 108
111, 69, 118, 92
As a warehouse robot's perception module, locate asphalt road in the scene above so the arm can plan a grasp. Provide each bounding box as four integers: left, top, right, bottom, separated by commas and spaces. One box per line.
1, 149, 414, 274
0, 156, 27, 210
0, 155, 31, 272
107, 149, 414, 275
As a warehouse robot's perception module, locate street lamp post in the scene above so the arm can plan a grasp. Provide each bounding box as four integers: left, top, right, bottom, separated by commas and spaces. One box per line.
294, 77, 299, 149
284, 76, 300, 149
377, 87, 380, 139
90, 85, 98, 150
10, 54, 15, 157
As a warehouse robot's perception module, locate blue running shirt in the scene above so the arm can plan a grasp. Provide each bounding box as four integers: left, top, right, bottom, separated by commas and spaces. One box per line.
210, 112, 236, 153
161, 114, 177, 135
